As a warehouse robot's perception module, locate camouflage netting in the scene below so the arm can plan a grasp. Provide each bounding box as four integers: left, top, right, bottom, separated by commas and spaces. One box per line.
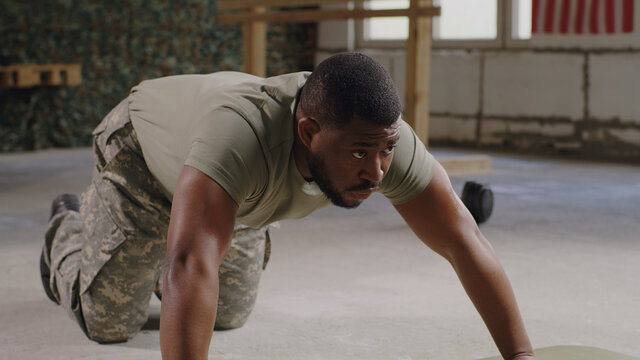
0, 1, 316, 152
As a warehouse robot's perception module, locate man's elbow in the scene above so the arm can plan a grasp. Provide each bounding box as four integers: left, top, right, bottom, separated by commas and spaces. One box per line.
163, 249, 221, 297
441, 227, 497, 270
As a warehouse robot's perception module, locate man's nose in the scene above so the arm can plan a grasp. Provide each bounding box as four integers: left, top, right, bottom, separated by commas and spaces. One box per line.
360, 156, 384, 184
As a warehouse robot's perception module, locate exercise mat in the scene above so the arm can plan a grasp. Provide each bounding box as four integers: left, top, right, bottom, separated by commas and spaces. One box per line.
477, 345, 639, 360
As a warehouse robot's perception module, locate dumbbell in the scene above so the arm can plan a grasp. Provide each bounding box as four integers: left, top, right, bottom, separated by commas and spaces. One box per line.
461, 181, 494, 224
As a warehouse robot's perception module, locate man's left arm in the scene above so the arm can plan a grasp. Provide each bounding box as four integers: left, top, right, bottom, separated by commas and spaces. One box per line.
394, 161, 535, 360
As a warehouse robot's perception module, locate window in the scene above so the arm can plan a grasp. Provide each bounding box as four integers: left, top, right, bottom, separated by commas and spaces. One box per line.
511, 0, 532, 40
433, 0, 498, 40
360, 0, 532, 48
365, 0, 409, 40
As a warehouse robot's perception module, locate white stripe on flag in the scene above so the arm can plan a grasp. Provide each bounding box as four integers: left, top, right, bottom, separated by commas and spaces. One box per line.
554, 0, 563, 33
616, 0, 624, 33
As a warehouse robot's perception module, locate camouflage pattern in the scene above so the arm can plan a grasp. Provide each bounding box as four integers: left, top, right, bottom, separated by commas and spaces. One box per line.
0, 1, 316, 152
43, 99, 270, 343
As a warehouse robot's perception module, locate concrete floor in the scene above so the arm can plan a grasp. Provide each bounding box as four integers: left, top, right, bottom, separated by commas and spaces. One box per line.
0, 147, 639, 360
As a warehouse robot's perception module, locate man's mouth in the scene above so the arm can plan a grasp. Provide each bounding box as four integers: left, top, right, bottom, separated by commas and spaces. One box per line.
348, 181, 380, 192
349, 188, 378, 201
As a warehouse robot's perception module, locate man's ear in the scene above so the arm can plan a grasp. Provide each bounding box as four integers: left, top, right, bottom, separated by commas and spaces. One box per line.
297, 117, 320, 148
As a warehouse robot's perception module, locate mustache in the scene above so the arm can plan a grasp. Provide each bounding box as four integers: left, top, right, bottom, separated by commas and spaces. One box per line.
347, 181, 380, 192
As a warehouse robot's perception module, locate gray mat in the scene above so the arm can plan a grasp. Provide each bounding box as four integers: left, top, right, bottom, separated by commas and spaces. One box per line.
478, 346, 640, 360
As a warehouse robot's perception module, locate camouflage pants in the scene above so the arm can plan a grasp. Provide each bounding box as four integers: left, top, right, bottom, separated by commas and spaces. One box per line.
42, 99, 270, 343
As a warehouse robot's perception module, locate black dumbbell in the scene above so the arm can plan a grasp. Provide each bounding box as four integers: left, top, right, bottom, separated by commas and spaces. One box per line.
461, 181, 494, 224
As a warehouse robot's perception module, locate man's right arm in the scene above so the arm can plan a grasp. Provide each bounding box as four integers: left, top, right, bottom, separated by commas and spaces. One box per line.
160, 165, 238, 360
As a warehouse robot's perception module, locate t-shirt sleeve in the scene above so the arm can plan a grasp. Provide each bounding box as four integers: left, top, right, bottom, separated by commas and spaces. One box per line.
184, 108, 268, 206
379, 120, 436, 205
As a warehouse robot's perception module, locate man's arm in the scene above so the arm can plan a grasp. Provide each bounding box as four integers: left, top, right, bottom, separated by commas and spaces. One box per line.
394, 161, 535, 360
160, 165, 238, 360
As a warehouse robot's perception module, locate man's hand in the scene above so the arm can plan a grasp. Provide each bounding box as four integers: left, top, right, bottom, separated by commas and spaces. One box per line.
160, 165, 238, 360
508, 354, 536, 360
394, 161, 535, 359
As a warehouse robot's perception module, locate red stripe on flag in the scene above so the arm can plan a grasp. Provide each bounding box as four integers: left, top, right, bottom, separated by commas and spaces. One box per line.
575, 0, 586, 33
533, 0, 541, 33
544, 0, 557, 33
604, 0, 615, 33
623, 0, 634, 33
589, 0, 600, 34
559, 0, 571, 33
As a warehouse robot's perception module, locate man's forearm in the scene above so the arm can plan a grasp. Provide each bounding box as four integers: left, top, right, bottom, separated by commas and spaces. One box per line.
160, 258, 219, 360
450, 231, 534, 359
160, 165, 238, 359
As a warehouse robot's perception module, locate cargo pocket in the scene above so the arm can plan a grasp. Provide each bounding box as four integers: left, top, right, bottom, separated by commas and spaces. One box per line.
78, 183, 129, 294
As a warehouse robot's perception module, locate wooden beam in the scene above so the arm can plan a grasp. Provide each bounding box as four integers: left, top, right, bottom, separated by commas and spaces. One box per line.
218, 6, 439, 24
218, 0, 368, 10
404, 0, 432, 146
242, 7, 267, 77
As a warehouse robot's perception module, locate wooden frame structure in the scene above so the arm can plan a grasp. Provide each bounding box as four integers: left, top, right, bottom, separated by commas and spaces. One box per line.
217, 0, 491, 176
217, 0, 439, 145
0, 64, 82, 88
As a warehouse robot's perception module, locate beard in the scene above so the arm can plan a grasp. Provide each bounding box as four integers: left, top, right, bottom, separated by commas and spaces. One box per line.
307, 153, 380, 209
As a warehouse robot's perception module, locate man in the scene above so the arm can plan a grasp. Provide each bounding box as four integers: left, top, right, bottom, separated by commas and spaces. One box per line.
41, 53, 535, 359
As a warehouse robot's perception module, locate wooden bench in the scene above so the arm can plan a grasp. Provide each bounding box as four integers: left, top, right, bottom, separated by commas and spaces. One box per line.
0, 64, 82, 88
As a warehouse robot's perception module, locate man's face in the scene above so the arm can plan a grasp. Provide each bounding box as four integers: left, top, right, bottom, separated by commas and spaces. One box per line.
307, 116, 400, 209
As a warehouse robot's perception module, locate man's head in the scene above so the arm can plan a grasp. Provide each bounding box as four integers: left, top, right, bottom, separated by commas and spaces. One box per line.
295, 53, 402, 209
298, 52, 402, 128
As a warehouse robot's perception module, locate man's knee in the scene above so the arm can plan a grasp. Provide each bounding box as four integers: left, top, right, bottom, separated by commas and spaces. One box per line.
212, 226, 269, 331
86, 327, 132, 344
79, 287, 148, 344
214, 309, 252, 330
82, 306, 144, 343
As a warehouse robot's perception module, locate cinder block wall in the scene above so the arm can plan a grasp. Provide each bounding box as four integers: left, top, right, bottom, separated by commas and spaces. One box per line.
429, 50, 640, 161
0, 1, 316, 152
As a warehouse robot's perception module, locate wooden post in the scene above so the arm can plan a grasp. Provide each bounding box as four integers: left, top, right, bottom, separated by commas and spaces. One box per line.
404, 0, 432, 146
242, 6, 267, 77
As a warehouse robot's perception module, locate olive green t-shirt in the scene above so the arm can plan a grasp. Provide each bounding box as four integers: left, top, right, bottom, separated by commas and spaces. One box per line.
128, 71, 435, 228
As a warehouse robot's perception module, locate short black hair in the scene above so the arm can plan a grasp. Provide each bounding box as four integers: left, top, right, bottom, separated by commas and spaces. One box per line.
298, 52, 402, 127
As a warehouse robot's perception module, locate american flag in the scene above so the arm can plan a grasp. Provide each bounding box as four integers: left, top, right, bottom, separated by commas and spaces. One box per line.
532, 0, 634, 34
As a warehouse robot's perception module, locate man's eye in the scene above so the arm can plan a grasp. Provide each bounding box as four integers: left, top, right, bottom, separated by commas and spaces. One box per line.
383, 146, 395, 155
352, 151, 366, 159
